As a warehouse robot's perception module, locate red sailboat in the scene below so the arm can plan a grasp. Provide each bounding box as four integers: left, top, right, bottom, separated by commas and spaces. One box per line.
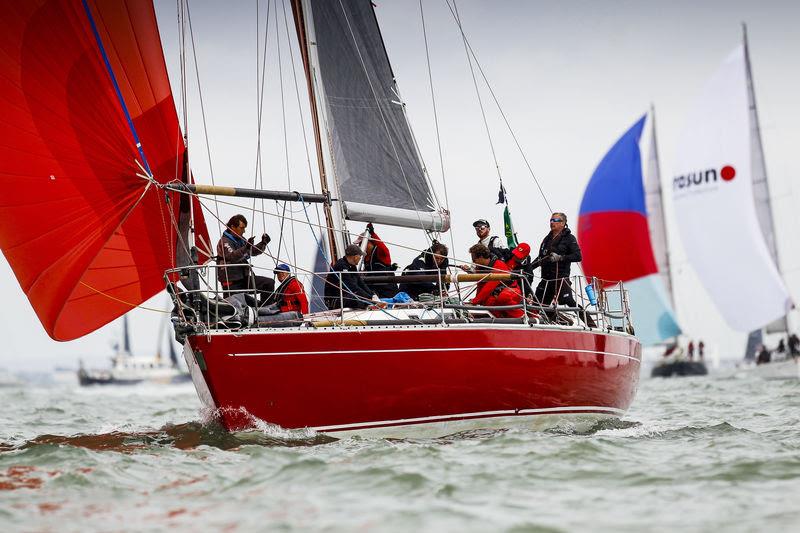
0, 0, 641, 437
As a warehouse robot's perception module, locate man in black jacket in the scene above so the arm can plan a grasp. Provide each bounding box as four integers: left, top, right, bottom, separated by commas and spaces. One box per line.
325, 244, 386, 310
529, 212, 593, 326
216, 214, 274, 305
399, 242, 449, 300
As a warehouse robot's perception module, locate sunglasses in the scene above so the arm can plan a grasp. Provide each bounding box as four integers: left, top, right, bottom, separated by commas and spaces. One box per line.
475, 225, 488, 230
550, 218, 563, 223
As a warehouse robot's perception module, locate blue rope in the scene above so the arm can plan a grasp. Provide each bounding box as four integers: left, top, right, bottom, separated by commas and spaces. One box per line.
81, 0, 153, 176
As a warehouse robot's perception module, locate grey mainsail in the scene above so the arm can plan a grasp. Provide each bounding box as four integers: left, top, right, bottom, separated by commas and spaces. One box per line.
300, 0, 447, 232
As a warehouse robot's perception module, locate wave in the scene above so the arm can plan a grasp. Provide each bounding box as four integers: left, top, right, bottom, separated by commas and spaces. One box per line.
0, 420, 335, 454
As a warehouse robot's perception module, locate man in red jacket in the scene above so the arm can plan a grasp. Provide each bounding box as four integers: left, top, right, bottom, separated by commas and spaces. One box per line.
468, 244, 523, 318
273, 263, 309, 315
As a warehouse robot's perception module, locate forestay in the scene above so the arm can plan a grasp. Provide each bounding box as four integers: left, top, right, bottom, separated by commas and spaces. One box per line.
0, 0, 209, 340
671, 45, 792, 332
300, 0, 447, 232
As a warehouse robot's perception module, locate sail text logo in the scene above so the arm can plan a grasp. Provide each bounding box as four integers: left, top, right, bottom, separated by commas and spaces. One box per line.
673, 165, 736, 191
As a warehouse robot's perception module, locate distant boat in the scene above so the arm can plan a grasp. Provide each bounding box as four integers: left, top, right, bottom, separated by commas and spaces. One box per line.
578, 109, 681, 346
577, 109, 694, 377
78, 314, 188, 386
0, 368, 23, 388
672, 25, 794, 351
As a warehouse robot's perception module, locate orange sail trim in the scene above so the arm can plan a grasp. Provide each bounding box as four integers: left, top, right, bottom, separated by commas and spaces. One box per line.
0, 0, 209, 340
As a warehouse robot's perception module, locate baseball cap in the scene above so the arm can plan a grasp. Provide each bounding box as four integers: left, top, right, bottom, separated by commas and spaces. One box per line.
274, 263, 291, 273
511, 243, 531, 260
473, 219, 489, 228
344, 244, 366, 256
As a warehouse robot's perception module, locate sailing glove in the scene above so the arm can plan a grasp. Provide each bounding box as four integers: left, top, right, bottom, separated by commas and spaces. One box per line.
549, 253, 563, 262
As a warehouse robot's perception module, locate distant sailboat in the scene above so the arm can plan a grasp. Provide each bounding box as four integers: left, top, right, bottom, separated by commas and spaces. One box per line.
577, 112, 681, 346
78, 314, 188, 386
671, 26, 794, 349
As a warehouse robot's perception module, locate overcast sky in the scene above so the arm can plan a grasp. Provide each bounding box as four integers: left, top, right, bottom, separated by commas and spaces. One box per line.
2, 0, 799, 371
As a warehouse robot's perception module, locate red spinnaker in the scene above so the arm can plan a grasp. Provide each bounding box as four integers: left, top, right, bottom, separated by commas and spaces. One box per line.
0, 0, 209, 340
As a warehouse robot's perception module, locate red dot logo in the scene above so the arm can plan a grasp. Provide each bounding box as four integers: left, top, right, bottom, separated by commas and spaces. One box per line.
721, 165, 736, 181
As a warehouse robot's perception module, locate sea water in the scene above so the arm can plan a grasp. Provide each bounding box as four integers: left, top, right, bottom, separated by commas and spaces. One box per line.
1, 374, 798, 532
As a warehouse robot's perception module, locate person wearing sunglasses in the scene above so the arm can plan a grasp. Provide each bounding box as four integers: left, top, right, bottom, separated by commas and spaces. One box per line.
460, 219, 508, 271
529, 212, 594, 326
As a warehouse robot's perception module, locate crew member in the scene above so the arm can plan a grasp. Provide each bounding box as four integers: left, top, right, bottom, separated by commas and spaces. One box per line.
468, 243, 523, 318
460, 219, 508, 270
399, 242, 450, 300
273, 263, 309, 315
529, 212, 595, 327
325, 244, 386, 310
217, 214, 274, 305
361, 223, 398, 298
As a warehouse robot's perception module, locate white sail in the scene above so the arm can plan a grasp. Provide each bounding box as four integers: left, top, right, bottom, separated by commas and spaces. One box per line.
671, 45, 792, 332
643, 107, 675, 307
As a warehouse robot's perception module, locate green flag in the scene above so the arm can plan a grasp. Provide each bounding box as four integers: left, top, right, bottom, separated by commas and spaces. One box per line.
503, 205, 518, 248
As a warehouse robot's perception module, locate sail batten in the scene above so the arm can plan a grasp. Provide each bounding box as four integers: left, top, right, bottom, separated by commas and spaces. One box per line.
299, 0, 440, 232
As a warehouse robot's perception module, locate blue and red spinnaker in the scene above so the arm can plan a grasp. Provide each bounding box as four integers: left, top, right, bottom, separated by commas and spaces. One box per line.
578, 115, 680, 345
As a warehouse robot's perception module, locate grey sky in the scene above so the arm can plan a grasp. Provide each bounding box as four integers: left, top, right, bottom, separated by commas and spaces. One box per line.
2, 0, 799, 370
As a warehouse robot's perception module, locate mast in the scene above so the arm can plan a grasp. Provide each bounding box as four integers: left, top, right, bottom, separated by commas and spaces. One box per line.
646, 104, 676, 310
743, 22, 789, 338
290, 0, 341, 262
743, 23, 782, 281
122, 315, 131, 356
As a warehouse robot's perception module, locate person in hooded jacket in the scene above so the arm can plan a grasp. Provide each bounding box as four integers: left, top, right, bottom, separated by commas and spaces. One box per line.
399, 241, 450, 300
529, 212, 595, 327
273, 263, 309, 315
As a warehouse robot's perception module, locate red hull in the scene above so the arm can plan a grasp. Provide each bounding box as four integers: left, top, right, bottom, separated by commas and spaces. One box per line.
186, 325, 641, 437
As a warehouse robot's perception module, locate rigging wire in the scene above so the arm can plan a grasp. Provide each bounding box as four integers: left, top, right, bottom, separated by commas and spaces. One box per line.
253, 0, 271, 242
419, 0, 458, 264
452, 0, 504, 194
444, 0, 552, 214
275, 0, 298, 269
279, 0, 327, 261
185, 1, 223, 227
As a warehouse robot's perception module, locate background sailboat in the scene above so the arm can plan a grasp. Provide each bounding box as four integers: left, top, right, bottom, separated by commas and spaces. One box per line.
577, 112, 681, 346
671, 28, 794, 353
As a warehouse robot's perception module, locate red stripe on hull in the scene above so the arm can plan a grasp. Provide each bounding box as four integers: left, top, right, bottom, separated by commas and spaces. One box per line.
187, 326, 641, 433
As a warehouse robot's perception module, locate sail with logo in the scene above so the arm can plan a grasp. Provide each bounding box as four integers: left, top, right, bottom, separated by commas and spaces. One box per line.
578, 112, 681, 345
671, 31, 793, 333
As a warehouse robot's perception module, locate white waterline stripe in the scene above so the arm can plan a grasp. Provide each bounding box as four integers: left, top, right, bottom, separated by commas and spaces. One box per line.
312, 405, 626, 431
229, 346, 640, 362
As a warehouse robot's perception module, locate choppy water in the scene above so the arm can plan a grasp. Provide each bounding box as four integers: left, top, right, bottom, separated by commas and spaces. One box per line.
1, 373, 799, 532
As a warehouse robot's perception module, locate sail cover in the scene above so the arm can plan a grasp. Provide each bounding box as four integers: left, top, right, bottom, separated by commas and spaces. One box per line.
300, 0, 443, 230
0, 0, 208, 341
578, 115, 681, 345
672, 45, 792, 332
